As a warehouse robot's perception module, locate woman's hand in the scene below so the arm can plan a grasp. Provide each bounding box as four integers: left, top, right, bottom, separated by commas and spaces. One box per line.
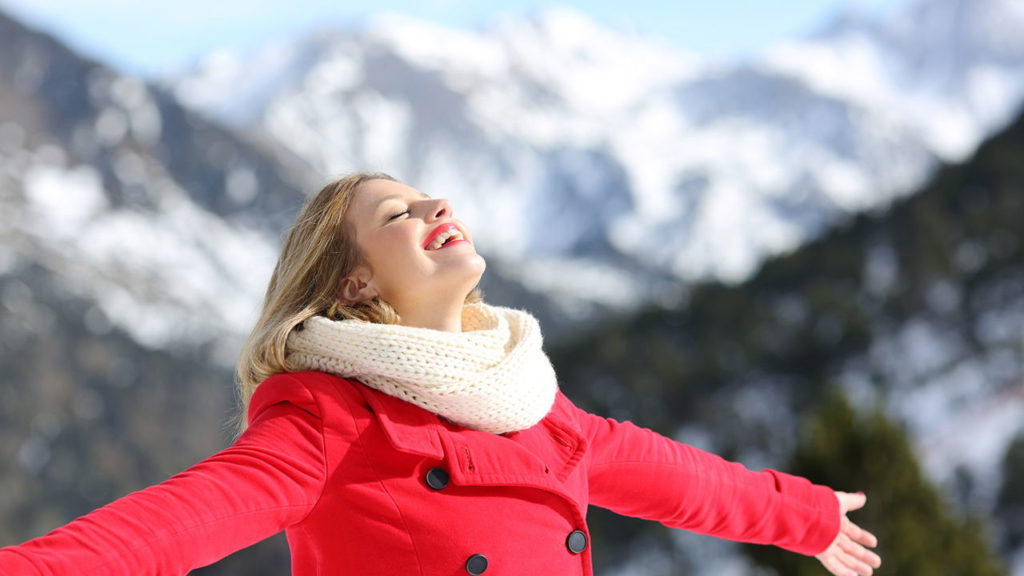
815, 491, 882, 576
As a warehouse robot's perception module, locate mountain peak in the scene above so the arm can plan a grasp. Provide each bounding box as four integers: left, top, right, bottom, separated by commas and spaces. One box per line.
515, 5, 605, 40
166, 0, 1024, 305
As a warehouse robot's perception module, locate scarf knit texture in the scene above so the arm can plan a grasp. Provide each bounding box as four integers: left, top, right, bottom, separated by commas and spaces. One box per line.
286, 303, 558, 434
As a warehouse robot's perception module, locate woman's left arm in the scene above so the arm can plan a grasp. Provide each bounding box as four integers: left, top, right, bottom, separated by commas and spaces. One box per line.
573, 401, 876, 565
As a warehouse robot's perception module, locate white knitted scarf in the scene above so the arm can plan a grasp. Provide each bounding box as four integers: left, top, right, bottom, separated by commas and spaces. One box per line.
286, 303, 558, 434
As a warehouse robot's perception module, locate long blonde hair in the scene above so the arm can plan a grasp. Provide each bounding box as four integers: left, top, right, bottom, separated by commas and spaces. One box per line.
236, 172, 480, 429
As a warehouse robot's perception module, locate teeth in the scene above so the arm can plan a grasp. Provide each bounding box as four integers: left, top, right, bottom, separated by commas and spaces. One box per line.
426, 228, 465, 250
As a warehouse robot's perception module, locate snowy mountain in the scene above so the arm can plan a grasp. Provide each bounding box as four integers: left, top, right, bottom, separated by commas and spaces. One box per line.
0, 9, 310, 357
2, 3, 1023, 574
552, 109, 1024, 575
169, 0, 1024, 313
0, 9, 312, 570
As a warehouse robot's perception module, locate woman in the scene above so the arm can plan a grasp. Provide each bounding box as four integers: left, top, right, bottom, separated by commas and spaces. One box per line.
0, 173, 881, 575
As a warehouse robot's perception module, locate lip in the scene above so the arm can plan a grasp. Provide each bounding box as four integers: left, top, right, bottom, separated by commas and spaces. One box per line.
422, 222, 468, 250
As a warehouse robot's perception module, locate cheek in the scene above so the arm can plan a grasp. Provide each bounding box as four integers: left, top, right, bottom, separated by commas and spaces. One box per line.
363, 229, 424, 275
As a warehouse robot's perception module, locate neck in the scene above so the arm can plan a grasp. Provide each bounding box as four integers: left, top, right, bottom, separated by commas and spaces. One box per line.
396, 300, 464, 332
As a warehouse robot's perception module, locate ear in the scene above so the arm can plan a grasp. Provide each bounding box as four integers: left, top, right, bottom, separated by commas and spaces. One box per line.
337, 266, 379, 306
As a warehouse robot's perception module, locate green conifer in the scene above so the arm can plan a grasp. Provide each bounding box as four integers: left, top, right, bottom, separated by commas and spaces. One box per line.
997, 434, 1024, 553
745, 392, 1006, 575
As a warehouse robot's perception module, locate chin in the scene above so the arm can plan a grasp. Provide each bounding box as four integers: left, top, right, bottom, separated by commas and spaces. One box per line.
462, 255, 485, 286
455, 250, 485, 275
454, 256, 486, 297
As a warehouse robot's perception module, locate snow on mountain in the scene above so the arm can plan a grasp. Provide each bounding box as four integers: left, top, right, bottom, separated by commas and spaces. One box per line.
3, 5, 1023, 573
851, 310, 1024, 503
764, 0, 1024, 160
5, 0, 1022, 395
0, 11, 310, 358
14, 159, 278, 356
168, 0, 1024, 313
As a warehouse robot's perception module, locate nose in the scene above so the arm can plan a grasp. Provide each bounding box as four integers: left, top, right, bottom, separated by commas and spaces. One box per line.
425, 198, 452, 221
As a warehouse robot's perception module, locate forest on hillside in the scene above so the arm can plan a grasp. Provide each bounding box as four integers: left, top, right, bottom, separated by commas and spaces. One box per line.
552, 106, 1024, 574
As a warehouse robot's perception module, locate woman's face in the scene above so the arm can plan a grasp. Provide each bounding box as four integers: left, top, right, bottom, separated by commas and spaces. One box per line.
342, 178, 486, 322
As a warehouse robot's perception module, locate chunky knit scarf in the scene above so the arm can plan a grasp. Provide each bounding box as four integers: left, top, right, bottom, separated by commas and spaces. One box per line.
286, 303, 558, 434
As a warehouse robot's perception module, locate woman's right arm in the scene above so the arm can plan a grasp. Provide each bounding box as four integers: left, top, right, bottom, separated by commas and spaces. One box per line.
0, 374, 327, 575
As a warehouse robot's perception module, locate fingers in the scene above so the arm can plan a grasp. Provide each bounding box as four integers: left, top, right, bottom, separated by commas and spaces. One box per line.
836, 490, 867, 513
838, 531, 882, 573
819, 552, 861, 576
819, 543, 881, 576
817, 509, 883, 575
818, 490, 882, 575
827, 517, 882, 575
842, 516, 879, 548
819, 546, 871, 576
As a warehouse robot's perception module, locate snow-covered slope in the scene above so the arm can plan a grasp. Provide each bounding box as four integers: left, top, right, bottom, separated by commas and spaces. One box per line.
11, 160, 278, 355
3, 4, 1023, 574
169, 0, 1024, 311
0, 11, 310, 358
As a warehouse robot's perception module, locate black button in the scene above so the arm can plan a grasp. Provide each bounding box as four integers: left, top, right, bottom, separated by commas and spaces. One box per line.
465, 553, 488, 574
425, 467, 450, 490
566, 530, 587, 554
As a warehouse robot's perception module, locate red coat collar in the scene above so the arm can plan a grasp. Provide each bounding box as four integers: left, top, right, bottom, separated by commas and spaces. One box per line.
353, 380, 586, 478
360, 384, 446, 460
347, 378, 588, 512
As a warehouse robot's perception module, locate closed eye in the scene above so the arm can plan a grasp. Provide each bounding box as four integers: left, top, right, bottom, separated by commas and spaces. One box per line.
387, 209, 410, 222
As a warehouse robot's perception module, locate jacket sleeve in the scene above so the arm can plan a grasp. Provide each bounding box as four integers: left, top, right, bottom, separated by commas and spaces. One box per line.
0, 373, 327, 575
574, 401, 839, 556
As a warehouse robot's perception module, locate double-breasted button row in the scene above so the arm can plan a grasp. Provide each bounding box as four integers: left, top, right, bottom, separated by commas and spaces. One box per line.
454, 531, 582, 574
425, 466, 583, 570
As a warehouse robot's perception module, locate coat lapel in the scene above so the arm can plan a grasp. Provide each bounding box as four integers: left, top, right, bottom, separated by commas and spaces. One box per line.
358, 383, 588, 507
360, 385, 445, 460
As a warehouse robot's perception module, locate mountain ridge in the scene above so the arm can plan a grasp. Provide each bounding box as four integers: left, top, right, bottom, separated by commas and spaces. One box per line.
169, 0, 1024, 301
551, 103, 1024, 574
1, 3, 1022, 574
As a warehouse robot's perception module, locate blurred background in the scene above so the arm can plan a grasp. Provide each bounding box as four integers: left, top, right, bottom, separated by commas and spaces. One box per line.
0, 0, 1022, 574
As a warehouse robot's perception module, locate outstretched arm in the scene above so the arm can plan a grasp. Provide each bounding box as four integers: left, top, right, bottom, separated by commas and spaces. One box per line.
0, 374, 328, 575
816, 491, 882, 576
574, 401, 841, 555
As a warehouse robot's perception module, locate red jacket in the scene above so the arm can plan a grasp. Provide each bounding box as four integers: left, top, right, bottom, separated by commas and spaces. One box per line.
0, 371, 839, 575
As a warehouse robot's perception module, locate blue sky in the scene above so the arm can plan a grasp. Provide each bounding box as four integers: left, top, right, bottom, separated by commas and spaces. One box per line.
0, 0, 911, 78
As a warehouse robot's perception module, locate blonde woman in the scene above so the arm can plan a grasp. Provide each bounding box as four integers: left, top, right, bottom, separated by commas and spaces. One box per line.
0, 173, 881, 575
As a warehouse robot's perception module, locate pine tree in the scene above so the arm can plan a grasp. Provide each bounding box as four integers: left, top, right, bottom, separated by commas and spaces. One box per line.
997, 433, 1024, 554
744, 392, 1006, 575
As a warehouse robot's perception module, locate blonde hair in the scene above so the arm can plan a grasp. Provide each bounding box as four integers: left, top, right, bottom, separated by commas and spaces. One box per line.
235, 172, 481, 429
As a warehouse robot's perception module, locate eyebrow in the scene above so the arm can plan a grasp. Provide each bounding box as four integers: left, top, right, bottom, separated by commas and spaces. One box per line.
374, 191, 431, 209
373, 191, 432, 222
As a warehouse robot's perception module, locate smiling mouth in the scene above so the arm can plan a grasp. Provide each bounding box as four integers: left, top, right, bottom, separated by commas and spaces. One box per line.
423, 224, 468, 251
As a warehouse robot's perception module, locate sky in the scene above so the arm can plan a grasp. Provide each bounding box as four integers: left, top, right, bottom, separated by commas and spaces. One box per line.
0, 0, 912, 78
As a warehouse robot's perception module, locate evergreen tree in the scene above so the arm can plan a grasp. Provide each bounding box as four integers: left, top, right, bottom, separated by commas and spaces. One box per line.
997, 434, 1024, 553
744, 392, 1006, 575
